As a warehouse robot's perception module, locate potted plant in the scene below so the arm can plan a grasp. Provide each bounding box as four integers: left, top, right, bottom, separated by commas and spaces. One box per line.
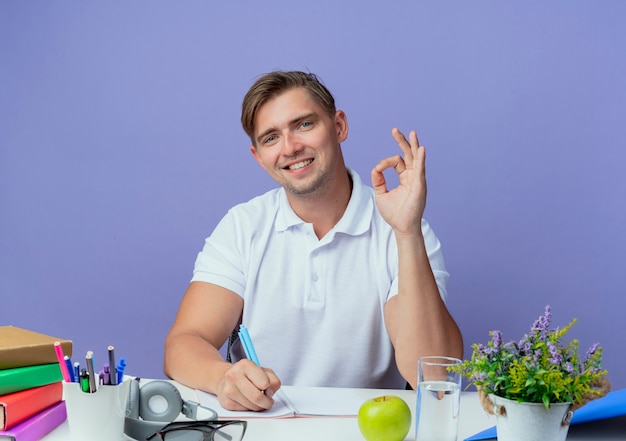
452, 305, 610, 441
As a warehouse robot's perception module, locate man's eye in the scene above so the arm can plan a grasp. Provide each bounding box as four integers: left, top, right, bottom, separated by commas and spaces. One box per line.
300, 121, 312, 129
263, 135, 277, 144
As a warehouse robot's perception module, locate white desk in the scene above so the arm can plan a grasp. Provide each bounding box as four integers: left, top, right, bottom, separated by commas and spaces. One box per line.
44, 380, 625, 440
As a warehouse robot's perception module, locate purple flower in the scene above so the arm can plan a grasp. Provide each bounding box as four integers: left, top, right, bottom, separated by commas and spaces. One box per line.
518, 337, 532, 354
532, 305, 552, 334
476, 343, 492, 356
547, 342, 562, 365
471, 372, 488, 383
585, 343, 599, 360
504, 341, 518, 357
491, 330, 503, 349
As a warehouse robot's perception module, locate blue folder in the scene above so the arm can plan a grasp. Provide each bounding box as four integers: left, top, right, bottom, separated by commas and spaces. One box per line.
464, 388, 626, 441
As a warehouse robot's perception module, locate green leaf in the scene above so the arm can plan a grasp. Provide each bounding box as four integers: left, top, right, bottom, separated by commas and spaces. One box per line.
542, 394, 551, 409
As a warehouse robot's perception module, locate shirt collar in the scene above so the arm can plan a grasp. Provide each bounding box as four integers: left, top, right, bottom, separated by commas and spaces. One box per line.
275, 168, 373, 236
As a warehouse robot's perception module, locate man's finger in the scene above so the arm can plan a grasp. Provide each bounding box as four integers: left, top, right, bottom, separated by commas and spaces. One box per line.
391, 128, 414, 164
410, 130, 420, 147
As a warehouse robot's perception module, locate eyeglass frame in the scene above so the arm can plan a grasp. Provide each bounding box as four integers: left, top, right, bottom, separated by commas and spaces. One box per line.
145, 419, 248, 441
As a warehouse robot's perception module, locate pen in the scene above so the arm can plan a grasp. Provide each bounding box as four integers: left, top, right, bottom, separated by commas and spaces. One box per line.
53, 341, 71, 382
116, 356, 126, 384
108, 345, 118, 385
64, 355, 76, 382
99, 364, 110, 386
238, 324, 260, 366
73, 362, 80, 383
86, 351, 97, 393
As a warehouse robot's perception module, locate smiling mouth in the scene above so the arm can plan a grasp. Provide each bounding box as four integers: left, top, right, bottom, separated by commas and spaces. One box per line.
286, 159, 313, 170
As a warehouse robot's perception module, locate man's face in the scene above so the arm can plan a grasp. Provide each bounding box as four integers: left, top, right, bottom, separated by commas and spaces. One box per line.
250, 87, 348, 197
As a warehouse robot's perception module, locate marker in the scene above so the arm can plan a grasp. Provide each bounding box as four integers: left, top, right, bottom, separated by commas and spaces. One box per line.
53, 342, 71, 382
79, 369, 90, 393
238, 324, 260, 366
86, 351, 97, 393
73, 362, 80, 383
99, 364, 110, 386
64, 355, 76, 382
108, 346, 118, 385
116, 356, 126, 384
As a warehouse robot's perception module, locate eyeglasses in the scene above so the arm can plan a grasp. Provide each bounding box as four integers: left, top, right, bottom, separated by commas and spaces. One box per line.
146, 420, 247, 441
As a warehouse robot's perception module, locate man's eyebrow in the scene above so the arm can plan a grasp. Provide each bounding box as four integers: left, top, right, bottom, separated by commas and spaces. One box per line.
255, 112, 318, 144
290, 112, 316, 125
256, 126, 277, 145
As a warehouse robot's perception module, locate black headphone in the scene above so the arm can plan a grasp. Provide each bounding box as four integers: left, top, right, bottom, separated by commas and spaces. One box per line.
124, 378, 217, 440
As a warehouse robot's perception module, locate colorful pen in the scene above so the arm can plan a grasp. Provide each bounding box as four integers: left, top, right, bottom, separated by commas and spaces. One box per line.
238, 324, 260, 366
53, 341, 71, 382
86, 351, 97, 393
64, 355, 76, 382
100, 364, 111, 386
116, 356, 126, 384
73, 361, 80, 383
108, 345, 118, 385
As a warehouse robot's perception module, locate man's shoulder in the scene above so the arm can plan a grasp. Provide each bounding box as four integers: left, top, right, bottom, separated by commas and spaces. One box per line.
225, 188, 283, 224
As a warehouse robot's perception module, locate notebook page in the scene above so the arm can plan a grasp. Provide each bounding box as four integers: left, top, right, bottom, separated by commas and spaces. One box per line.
280, 386, 361, 417
195, 389, 294, 419
195, 386, 362, 418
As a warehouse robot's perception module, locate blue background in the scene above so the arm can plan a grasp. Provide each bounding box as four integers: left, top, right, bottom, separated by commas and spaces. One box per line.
2, 1, 625, 390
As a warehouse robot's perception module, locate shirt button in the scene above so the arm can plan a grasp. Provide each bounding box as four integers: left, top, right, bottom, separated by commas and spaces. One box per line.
312, 274, 319, 282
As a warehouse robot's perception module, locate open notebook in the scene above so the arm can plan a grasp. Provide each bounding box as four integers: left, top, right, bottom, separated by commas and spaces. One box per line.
195, 386, 364, 419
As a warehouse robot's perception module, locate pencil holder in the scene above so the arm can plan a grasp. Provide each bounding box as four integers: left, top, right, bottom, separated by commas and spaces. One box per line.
63, 379, 130, 441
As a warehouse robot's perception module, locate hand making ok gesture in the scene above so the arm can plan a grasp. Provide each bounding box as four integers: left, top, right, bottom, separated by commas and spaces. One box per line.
371, 128, 427, 236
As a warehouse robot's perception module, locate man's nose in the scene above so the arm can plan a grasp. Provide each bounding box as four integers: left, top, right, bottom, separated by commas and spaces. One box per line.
283, 131, 304, 156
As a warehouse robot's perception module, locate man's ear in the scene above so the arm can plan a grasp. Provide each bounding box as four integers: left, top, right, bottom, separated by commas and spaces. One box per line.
335, 110, 349, 143
249, 145, 267, 171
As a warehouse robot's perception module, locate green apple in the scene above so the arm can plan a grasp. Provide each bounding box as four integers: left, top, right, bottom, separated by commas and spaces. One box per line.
357, 395, 412, 441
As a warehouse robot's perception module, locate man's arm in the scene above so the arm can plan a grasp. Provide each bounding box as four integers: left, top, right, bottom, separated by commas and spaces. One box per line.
164, 281, 281, 410
372, 128, 463, 389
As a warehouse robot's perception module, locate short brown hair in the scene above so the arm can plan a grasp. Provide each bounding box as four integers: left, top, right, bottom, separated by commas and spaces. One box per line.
241, 71, 336, 145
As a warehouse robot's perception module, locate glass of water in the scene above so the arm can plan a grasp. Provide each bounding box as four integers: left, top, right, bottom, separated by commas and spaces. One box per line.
415, 356, 462, 441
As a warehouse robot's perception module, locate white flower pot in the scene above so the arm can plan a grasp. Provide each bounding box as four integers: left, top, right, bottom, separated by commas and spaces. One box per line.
491, 395, 573, 441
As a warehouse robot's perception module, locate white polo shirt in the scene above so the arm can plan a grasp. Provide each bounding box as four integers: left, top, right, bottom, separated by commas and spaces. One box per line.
192, 169, 449, 389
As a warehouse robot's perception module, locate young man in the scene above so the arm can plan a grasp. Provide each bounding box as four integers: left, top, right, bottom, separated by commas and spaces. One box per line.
164, 71, 463, 411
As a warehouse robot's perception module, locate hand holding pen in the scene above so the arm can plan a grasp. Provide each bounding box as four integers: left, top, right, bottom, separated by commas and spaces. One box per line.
213, 325, 281, 412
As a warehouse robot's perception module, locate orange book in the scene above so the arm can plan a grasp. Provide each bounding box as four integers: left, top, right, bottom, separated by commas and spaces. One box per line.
0, 382, 63, 430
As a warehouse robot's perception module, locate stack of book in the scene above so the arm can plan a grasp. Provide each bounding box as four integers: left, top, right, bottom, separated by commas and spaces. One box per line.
0, 326, 72, 441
